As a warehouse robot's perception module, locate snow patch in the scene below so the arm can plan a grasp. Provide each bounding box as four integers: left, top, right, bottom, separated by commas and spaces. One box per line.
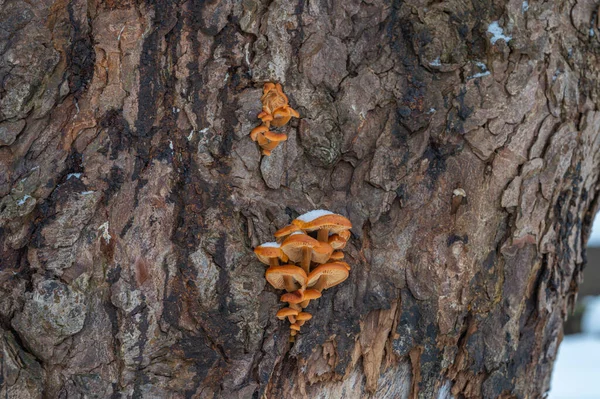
549, 334, 600, 398
468, 71, 491, 79
590, 28, 595, 37
169, 140, 174, 150
259, 242, 281, 248
67, 173, 82, 180
588, 212, 600, 246
429, 57, 441, 67
98, 222, 111, 243
296, 210, 334, 223
80, 191, 95, 195
187, 130, 194, 141
16, 195, 31, 206
468, 61, 491, 79
522, 1, 529, 12
487, 21, 512, 44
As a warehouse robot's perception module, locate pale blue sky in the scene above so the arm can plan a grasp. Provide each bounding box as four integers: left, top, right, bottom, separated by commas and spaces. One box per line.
589, 211, 600, 247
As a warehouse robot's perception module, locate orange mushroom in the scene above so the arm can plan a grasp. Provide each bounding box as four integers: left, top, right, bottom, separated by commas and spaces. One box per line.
307, 262, 350, 292
281, 290, 305, 304
254, 242, 288, 267
274, 224, 302, 242
277, 307, 299, 324
328, 234, 347, 250
296, 312, 312, 326
299, 288, 322, 308
329, 251, 344, 261
265, 265, 307, 292
281, 233, 333, 273
295, 212, 352, 242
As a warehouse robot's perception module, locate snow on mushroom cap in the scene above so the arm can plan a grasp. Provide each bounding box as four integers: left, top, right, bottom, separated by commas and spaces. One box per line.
259, 242, 281, 248
295, 210, 334, 223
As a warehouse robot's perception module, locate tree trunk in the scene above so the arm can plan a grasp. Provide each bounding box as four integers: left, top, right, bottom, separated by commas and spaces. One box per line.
1, 1, 599, 398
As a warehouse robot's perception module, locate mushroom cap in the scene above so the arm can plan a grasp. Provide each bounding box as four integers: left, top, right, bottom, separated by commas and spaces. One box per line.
260, 140, 282, 151
276, 308, 299, 320
281, 290, 305, 304
302, 289, 322, 300
329, 251, 344, 260
290, 330, 297, 336
280, 233, 334, 264
299, 214, 352, 235
296, 312, 312, 321
265, 266, 307, 290
270, 108, 292, 127
258, 111, 274, 123
311, 241, 334, 264
254, 243, 288, 264
338, 230, 351, 241
280, 233, 320, 263
307, 262, 350, 290
292, 210, 334, 228
261, 85, 288, 114
250, 125, 268, 141
290, 323, 301, 331
274, 224, 302, 240
328, 234, 347, 250
263, 131, 288, 142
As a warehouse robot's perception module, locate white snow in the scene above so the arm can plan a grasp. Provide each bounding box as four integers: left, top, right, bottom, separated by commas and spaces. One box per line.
429, 57, 441, 67
549, 335, 600, 399
80, 191, 95, 195
169, 140, 174, 150
468, 62, 491, 79
582, 296, 600, 334
468, 71, 491, 79
549, 296, 600, 399
487, 21, 512, 45
588, 212, 600, 247
522, 1, 529, 12
187, 130, 194, 141
16, 195, 31, 206
259, 242, 281, 248
295, 210, 334, 223
67, 173, 82, 180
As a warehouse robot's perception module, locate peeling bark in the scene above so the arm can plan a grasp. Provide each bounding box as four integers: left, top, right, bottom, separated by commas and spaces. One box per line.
1, 0, 599, 398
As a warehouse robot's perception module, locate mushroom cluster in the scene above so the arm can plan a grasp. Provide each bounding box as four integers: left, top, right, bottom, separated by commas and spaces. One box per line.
250, 83, 299, 156
254, 210, 352, 341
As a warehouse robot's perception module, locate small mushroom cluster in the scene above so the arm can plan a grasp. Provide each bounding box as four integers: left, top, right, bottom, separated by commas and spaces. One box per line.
250, 83, 299, 156
254, 210, 352, 341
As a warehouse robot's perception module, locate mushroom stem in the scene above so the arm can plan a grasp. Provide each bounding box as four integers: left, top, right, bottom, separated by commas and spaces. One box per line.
282, 276, 296, 292
288, 316, 297, 324
289, 303, 302, 312
317, 228, 330, 243
301, 247, 311, 273
300, 299, 311, 308
269, 258, 279, 268
313, 277, 327, 292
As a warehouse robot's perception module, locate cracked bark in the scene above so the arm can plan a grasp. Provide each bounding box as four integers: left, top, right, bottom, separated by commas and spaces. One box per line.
1, 0, 599, 398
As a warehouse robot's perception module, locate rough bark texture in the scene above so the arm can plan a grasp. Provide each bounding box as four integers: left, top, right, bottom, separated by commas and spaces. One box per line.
1, 0, 599, 398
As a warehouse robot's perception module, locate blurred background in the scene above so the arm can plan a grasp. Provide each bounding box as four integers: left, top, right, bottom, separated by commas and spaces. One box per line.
550, 212, 600, 399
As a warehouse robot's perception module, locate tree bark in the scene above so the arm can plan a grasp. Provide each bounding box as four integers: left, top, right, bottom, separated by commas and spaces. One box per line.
1, 1, 599, 398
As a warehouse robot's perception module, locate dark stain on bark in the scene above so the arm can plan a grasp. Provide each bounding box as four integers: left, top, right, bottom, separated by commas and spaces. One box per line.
102, 166, 125, 206
66, 3, 95, 98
